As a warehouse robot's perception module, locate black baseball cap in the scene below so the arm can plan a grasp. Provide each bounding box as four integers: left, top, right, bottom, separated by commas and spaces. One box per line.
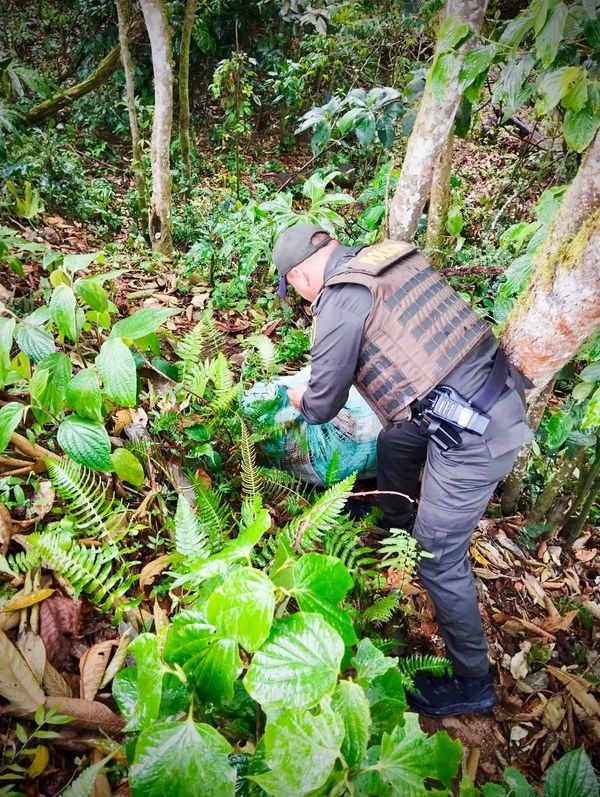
272, 223, 332, 296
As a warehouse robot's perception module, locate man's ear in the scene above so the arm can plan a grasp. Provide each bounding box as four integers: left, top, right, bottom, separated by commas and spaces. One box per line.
293, 267, 311, 293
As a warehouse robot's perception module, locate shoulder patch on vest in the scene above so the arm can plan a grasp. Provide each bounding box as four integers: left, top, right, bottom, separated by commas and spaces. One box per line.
347, 240, 416, 276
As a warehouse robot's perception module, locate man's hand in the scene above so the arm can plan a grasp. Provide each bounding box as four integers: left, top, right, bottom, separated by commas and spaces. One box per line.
286, 386, 307, 410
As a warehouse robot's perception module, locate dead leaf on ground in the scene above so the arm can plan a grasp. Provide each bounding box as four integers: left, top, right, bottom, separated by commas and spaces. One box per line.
139, 555, 171, 590
100, 633, 131, 689
113, 408, 134, 435
0, 503, 14, 555
0, 629, 44, 711
574, 548, 598, 563
17, 626, 47, 682
43, 696, 124, 732
541, 693, 566, 731
31, 480, 55, 519
538, 610, 578, 633
40, 596, 82, 668
27, 744, 49, 779
80, 640, 119, 701
3, 588, 54, 612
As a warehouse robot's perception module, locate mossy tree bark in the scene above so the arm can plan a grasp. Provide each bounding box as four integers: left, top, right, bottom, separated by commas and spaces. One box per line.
179, 0, 197, 179
115, 0, 146, 211
388, 0, 487, 241
140, 0, 174, 256
501, 130, 600, 386
25, 19, 143, 125
500, 131, 600, 516
426, 131, 454, 266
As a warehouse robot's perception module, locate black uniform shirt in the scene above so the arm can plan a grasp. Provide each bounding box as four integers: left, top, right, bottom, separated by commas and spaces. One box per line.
300, 245, 499, 425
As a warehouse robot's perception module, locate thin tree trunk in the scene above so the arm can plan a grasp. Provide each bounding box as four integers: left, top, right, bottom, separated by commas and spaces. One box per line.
526, 446, 586, 525
565, 472, 600, 547
389, 0, 487, 241
179, 0, 197, 179
426, 131, 455, 265
26, 19, 144, 125
140, 0, 174, 256
502, 130, 600, 387
500, 381, 554, 516
115, 0, 146, 210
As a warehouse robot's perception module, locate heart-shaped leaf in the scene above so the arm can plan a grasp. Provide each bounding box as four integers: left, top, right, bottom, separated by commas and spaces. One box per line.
96, 337, 137, 407
57, 415, 112, 471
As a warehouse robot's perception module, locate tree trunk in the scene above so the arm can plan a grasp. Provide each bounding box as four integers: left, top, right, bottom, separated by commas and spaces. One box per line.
179, 0, 197, 179
526, 446, 586, 525
500, 381, 554, 516
115, 0, 146, 211
140, 0, 174, 256
501, 130, 600, 387
426, 131, 455, 265
388, 0, 487, 241
26, 19, 144, 125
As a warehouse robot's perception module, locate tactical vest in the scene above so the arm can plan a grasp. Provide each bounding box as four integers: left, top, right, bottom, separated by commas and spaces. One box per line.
315, 240, 490, 424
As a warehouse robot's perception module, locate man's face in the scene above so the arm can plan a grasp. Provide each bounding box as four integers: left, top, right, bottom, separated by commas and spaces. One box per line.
285, 244, 334, 302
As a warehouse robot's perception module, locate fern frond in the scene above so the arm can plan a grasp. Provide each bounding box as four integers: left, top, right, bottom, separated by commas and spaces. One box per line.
0, 549, 41, 576
362, 594, 400, 626
323, 528, 378, 581
397, 654, 452, 689
174, 495, 210, 560
212, 352, 234, 394
181, 357, 216, 398
243, 335, 277, 376
379, 527, 425, 577
45, 458, 121, 539
194, 481, 231, 550
177, 310, 224, 365
239, 419, 263, 501
28, 533, 134, 619
283, 474, 356, 553
324, 450, 341, 486
258, 466, 309, 507
210, 383, 241, 415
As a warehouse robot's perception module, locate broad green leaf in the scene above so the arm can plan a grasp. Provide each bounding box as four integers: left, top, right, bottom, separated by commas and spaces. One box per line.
459, 44, 496, 90
580, 362, 600, 382
531, 0, 551, 36
111, 448, 145, 486
332, 680, 371, 768
354, 115, 377, 147
561, 69, 588, 113
543, 747, 597, 797
492, 54, 535, 112
293, 553, 357, 645
30, 352, 72, 418
583, 17, 600, 48
0, 317, 15, 388
537, 67, 580, 114
376, 115, 395, 149
445, 206, 464, 236
582, 385, 600, 430
244, 613, 344, 710
432, 731, 463, 789
546, 412, 574, 449
110, 307, 174, 341
66, 369, 103, 422
112, 667, 140, 723
57, 415, 113, 471
311, 120, 332, 154
535, 2, 568, 67
564, 105, 600, 153
500, 11, 534, 48
502, 768, 536, 797
378, 714, 454, 795
206, 567, 275, 653
164, 611, 242, 705
572, 381, 594, 403
352, 639, 398, 688
96, 337, 137, 407
62, 251, 102, 274
0, 402, 24, 454
127, 634, 165, 730
16, 322, 55, 362
251, 703, 344, 797
429, 52, 458, 103
75, 278, 109, 312
50, 285, 79, 341
437, 16, 473, 50
130, 720, 236, 797
354, 746, 393, 796
367, 668, 409, 736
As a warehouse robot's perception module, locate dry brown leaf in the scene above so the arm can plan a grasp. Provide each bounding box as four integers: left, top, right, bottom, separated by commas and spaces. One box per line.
0, 611, 19, 632
31, 480, 55, 519
40, 596, 82, 668
522, 573, 547, 608
0, 629, 44, 711
42, 661, 73, 698
510, 646, 530, 680
44, 696, 124, 731
3, 588, 54, 612
542, 693, 566, 731
0, 503, 14, 555
100, 633, 131, 689
574, 548, 598, 563
140, 554, 171, 590
113, 408, 134, 435
152, 599, 170, 634
80, 640, 119, 701
538, 609, 578, 633
17, 627, 46, 682
194, 467, 212, 489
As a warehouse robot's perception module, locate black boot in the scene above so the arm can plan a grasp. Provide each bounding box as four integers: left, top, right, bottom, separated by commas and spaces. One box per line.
407, 669, 497, 718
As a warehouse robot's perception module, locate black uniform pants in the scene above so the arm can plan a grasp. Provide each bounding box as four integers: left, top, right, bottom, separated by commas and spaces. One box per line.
376, 386, 531, 677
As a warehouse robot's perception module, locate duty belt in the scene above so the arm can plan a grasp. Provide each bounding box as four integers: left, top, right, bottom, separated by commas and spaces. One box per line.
412, 348, 511, 451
